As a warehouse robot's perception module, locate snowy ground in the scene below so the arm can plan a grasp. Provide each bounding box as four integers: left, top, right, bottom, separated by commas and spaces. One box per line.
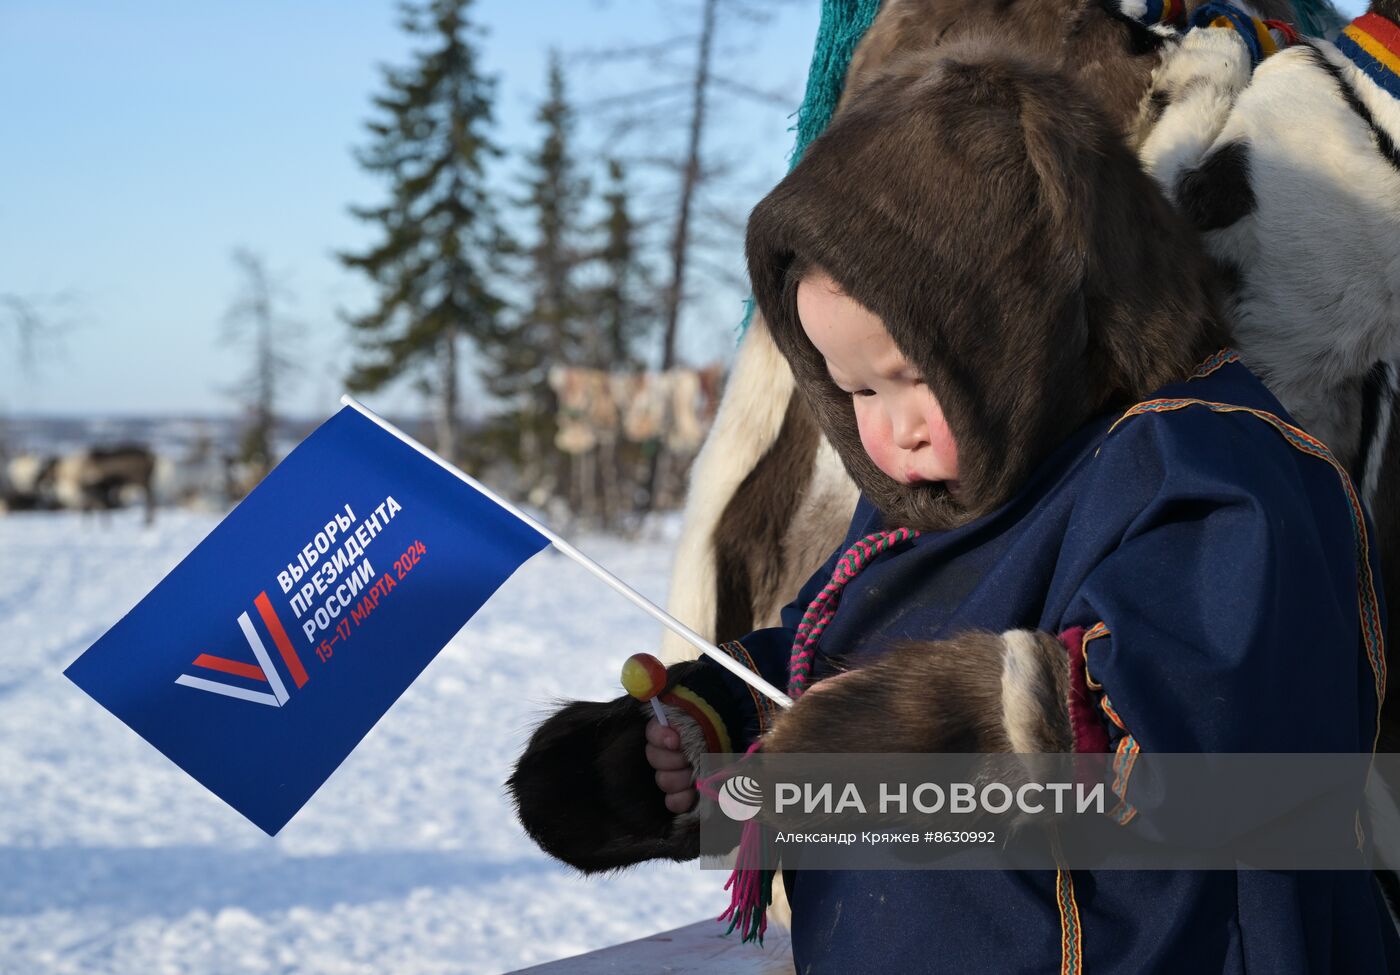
0, 510, 725, 974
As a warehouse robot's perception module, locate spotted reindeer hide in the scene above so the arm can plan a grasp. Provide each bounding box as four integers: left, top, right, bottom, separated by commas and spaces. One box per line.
1152, 1, 1400, 750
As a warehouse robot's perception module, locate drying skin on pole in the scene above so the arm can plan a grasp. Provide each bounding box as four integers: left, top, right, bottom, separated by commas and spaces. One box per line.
63, 396, 786, 837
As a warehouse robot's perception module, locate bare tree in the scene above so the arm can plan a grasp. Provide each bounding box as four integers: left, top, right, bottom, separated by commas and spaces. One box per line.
0, 291, 79, 462
662, 0, 718, 372
0, 291, 77, 377
220, 248, 300, 487
574, 0, 804, 508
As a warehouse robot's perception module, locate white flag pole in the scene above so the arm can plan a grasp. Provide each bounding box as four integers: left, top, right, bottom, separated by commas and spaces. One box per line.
340, 395, 795, 709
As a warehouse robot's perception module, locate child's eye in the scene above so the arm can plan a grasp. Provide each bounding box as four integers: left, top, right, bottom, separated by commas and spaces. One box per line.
853, 389, 876, 398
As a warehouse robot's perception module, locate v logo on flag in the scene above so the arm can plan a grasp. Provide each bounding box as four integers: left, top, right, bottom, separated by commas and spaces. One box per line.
174, 592, 310, 708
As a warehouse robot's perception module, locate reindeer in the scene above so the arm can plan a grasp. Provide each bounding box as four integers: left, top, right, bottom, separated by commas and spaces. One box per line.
1, 453, 57, 512
50, 444, 157, 524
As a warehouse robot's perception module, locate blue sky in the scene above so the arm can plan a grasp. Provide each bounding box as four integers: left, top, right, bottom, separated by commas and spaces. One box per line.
0, 1, 1367, 418
0, 0, 820, 417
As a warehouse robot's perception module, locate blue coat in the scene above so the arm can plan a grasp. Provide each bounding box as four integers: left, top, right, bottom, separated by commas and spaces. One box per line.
683, 356, 1398, 973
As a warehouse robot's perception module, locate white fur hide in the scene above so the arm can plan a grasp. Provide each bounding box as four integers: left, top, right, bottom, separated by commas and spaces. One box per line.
1188, 40, 1400, 474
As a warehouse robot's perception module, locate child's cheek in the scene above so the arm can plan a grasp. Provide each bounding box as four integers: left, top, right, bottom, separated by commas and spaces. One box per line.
855, 409, 900, 480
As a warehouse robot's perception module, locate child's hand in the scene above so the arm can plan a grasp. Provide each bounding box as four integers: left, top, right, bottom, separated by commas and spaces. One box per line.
645, 717, 697, 814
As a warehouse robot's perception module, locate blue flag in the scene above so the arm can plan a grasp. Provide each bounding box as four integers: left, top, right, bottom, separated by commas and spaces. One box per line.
64, 404, 550, 835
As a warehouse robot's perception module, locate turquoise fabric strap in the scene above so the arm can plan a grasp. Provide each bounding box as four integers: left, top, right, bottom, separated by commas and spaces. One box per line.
1291, 0, 1345, 38
737, 0, 883, 337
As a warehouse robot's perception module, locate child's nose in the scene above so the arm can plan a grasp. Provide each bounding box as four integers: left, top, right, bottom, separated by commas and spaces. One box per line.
891, 410, 928, 451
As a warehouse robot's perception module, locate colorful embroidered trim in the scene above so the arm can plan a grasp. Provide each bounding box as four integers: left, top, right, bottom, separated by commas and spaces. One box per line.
1095, 689, 1142, 824
1193, 3, 1281, 65
1338, 13, 1400, 100
789, 527, 922, 697
1080, 621, 1110, 691
1106, 398, 1387, 748
1055, 866, 1084, 975
719, 639, 778, 736
660, 685, 734, 755
1099, 695, 1127, 731
1189, 347, 1240, 380
1110, 737, 1142, 825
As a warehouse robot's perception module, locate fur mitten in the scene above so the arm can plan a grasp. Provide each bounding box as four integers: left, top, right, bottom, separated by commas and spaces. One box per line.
507, 659, 738, 873
763, 629, 1079, 755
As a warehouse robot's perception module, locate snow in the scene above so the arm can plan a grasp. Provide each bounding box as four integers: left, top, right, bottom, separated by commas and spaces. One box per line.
0, 510, 725, 974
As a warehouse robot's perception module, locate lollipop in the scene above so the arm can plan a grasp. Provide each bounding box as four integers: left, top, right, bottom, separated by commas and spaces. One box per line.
621, 652, 670, 727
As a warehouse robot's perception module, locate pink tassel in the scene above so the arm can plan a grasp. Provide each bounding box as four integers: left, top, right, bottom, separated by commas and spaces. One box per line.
696, 741, 775, 945
717, 816, 774, 943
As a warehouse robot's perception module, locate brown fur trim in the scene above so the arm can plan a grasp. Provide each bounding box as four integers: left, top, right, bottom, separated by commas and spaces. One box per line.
761, 629, 1072, 755
746, 40, 1229, 531
712, 391, 821, 641
688, 0, 1197, 645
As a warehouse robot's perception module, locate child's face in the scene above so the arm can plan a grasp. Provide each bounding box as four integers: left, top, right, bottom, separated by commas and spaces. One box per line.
797, 271, 959, 487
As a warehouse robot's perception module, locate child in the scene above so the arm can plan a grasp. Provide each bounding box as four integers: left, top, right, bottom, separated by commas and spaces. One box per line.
510, 40, 1396, 973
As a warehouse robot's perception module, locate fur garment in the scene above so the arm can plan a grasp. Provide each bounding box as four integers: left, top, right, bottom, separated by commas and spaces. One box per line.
508, 627, 1079, 873
660, 316, 859, 659
745, 39, 1228, 532
1172, 14, 1400, 480
762, 629, 1074, 756
507, 661, 710, 872
508, 38, 1399, 969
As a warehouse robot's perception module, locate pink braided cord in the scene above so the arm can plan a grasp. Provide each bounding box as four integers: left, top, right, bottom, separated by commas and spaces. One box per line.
788, 526, 920, 697
693, 526, 918, 944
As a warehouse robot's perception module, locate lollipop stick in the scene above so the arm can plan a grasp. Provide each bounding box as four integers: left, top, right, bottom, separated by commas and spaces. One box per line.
649, 698, 670, 728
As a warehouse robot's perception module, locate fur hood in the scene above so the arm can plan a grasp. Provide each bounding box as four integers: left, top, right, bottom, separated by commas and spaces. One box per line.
745, 41, 1229, 531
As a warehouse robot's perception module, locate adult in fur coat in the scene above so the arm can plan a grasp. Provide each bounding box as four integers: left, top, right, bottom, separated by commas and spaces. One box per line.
512, 43, 1395, 973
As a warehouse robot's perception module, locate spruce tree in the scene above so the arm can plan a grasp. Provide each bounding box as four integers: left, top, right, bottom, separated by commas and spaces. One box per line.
339, 0, 506, 463
480, 51, 588, 497
588, 157, 655, 525
589, 157, 652, 369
